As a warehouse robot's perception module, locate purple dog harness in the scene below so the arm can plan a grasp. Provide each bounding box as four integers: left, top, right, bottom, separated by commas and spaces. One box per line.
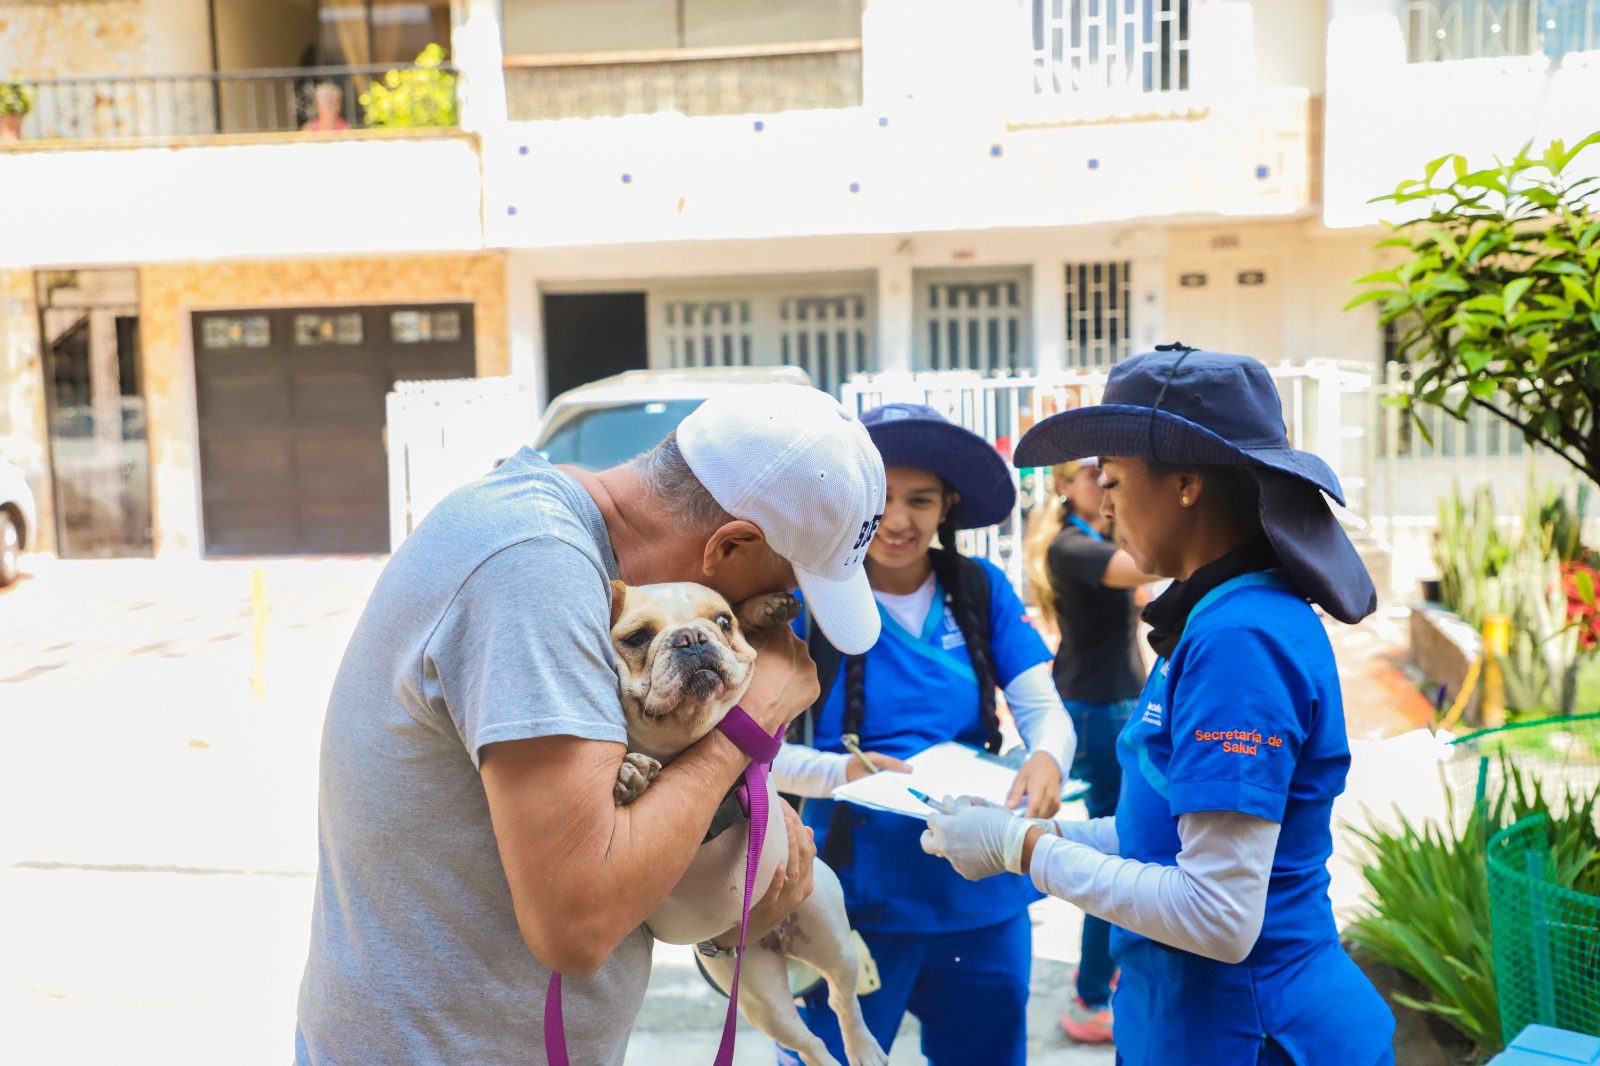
544, 705, 784, 1066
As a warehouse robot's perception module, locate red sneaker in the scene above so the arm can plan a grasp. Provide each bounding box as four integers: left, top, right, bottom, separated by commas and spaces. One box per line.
1060, 995, 1115, 1044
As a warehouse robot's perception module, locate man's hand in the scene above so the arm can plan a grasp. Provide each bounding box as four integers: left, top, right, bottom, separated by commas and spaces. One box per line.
710, 799, 816, 948
845, 751, 913, 782
740, 625, 820, 736
1006, 751, 1063, 819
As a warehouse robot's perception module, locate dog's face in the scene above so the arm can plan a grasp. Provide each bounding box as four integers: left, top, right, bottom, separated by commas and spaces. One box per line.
609, 580, 758, 761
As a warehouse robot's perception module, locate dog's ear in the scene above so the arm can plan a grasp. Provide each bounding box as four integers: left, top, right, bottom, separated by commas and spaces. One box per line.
609, 580, 628, 627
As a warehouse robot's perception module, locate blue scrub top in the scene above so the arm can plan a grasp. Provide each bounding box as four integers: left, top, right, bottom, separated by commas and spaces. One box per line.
1111, 571, 1394, 1065
800, 557, 1053, 934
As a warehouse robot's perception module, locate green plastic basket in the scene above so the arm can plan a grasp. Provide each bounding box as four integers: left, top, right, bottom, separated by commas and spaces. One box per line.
1486, 814, 1600, 1044
1445, 713, 1600, 836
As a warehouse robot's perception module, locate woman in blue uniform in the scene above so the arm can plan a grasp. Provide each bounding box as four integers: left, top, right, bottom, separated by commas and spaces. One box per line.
770, 403, 1075, 1066
921, 348, 1396, 1065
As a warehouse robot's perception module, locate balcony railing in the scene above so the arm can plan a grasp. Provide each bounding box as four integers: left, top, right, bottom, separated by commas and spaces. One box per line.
1403, 0, 1599, 62
1031, 0, 1191, 97
6, 63, 457, 142
503, 39, 863, 121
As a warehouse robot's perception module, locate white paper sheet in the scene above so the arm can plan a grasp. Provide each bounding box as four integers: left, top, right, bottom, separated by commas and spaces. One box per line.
829, 742, 1087, 819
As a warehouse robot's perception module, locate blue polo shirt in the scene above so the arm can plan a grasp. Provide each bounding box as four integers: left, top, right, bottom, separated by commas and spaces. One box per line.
1111, 571, 1394, 1064
800, 558, 1053, 933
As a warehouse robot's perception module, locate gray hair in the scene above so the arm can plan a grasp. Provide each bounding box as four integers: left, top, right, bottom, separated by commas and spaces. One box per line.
632, 433, 732, 532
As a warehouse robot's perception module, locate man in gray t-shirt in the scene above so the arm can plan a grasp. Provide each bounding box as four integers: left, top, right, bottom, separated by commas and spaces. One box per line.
295, 385, 886, 1064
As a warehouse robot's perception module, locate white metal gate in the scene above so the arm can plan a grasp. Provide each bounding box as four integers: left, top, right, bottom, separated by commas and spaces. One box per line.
385, 376, 537, 549
840, 362, 1368, 600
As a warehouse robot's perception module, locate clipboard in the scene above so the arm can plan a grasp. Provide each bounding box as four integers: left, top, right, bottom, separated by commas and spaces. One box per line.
830, 741, 1090, 819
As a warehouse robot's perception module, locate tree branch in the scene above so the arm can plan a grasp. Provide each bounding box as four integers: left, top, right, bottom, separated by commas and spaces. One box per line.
1466, 395, 1597, 483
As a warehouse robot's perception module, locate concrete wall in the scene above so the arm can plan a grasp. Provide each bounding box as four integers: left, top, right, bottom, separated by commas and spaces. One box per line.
0, 269, 54, 553
486, 0, 1315, 250
136, 253, 508, 555
1323, 0, 1600, 229
502, 0, 861, 55
0, 136, 485, 269
0, 0, 212, 79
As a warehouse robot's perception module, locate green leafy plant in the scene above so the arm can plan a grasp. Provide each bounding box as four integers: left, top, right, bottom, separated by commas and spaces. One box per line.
0, 82, 33, 116
1348, 757, 1600, 1056
360, 43, 457, 129
1348, 132, 1600, 486
1432, 477, 1594, 715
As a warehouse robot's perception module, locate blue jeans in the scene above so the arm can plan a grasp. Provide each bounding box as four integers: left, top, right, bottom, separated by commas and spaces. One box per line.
1065, 697, 1135, 1009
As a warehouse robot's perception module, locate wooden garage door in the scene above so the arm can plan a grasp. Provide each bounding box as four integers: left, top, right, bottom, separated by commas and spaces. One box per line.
194, 304, 474, 555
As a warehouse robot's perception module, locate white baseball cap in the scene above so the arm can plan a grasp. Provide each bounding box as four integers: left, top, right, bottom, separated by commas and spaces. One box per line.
677, 385, 887, 655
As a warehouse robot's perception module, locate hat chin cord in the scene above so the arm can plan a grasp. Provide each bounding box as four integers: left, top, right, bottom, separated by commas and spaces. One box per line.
1146, 342, 1198, 464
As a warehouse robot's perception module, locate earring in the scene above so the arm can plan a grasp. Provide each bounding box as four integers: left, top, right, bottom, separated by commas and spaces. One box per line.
1180, 495, 1191, 507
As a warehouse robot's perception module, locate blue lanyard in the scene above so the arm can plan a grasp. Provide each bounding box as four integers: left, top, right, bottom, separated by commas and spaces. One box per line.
1067, 514, 1106, 542
1186, 568, 1293, 627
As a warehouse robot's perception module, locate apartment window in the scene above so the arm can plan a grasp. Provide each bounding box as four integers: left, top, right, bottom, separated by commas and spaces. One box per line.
779, 295, 872, 395
915, 271, 1031, 374
662, 299, 754, 368
1064, 261, 1131, 370
1032, 0, 1191, 96
1401, 0, 1594, 62
647, 281, 877, 394
201, 315, 271, 350
391, 309, 462, 343
294, 313, 364, 347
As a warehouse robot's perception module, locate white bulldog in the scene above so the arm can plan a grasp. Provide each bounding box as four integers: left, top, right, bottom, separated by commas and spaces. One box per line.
608, 580, 888, 1066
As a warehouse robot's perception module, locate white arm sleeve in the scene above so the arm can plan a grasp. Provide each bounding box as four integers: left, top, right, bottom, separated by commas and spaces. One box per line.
1004, 662, 1076, 773
1050, 815, 1120, 854
1028, 809, 1279, 964
771, 743, 852, 799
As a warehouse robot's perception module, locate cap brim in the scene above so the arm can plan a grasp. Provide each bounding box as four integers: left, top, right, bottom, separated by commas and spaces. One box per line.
795, 564, 880, 655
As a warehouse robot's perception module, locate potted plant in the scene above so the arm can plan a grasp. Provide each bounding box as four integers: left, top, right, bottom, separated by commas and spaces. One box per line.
359, 44, 457, 130
0, 82, 32, 142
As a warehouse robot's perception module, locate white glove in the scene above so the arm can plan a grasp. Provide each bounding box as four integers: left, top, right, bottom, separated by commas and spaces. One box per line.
919, 795, 1033, 880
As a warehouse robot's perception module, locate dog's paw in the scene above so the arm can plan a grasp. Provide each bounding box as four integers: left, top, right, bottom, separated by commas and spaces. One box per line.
613, 752, 662, 805
737, 592, 801, 631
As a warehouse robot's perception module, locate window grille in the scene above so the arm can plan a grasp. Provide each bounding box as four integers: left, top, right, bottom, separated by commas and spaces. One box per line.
1064, 260, 1131, 369
1032, 0, 1191, 97
780, 295, 872, 395
662, 299, 753, 368
916, 275, 1030, 374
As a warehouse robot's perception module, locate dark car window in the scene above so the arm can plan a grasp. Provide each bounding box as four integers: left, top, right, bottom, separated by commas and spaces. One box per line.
537, 400, 706, 470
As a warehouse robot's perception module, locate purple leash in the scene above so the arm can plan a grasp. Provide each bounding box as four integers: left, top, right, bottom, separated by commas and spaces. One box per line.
544, 706, 783, 1066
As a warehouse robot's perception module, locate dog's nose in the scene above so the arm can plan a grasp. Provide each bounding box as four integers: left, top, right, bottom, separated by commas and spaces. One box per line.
668, 628, 709, 650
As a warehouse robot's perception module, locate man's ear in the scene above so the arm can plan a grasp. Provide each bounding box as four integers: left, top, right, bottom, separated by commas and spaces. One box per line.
609, 579, 628, 627
701, 520, 766, 577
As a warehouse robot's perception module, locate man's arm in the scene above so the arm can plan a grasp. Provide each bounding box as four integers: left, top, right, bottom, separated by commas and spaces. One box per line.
481, 627, 819, 977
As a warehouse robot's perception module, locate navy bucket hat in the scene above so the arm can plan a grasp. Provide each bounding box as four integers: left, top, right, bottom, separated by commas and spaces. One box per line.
861, 403, 1016, 530
1013, 347, 1375, 624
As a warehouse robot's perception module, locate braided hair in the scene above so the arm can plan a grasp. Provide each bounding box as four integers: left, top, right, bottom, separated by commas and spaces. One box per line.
837, 512, 1002, 754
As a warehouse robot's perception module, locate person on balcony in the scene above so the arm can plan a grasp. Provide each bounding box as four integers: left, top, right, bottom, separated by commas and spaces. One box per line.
921, 348, 1396, 1065
1023, 457, 1158, 1044
301, 83, 350, 132
772, 403, 1075, 1066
